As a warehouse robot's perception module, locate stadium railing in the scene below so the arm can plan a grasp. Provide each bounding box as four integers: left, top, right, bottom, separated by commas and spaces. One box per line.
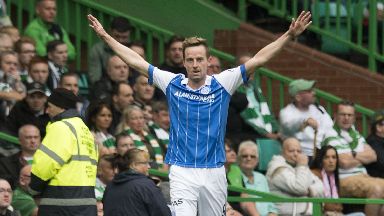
235, 0, 384, 73
6, 0, 374, 133
1, 127, 382, 216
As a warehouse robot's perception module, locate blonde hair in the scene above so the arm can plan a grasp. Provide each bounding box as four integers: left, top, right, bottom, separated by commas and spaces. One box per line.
115, 105, 143, 134
182, 36, 209, 58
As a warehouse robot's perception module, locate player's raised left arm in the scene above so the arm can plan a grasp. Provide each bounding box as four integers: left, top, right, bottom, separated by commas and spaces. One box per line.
244, 11, 311, 77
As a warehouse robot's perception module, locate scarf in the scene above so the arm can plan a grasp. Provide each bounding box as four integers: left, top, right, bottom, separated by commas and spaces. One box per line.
333, 124, 359, 150
123, 127, 164, 166
322, 169, 339, 198
238, 83, 278, 135
148, 121, 169, 149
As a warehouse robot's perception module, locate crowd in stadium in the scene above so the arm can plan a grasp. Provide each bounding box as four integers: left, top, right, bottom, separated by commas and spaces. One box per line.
0, 0, 384, 216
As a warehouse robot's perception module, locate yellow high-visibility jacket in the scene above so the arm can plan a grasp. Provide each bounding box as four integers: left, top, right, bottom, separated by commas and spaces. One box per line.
30, 111, 98, 216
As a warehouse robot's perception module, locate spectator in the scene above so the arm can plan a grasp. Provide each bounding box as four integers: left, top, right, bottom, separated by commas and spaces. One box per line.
11, 165, 38, 216
225, 139, 259, 216
0, 125, 40, 188
0, 26, 19, 43
311, 145, 365, 216
24, 0, 75, 60
154, 35, 186, 101
95, 154, 116, 216
148, 101, 169, 155
25, 56, 51, 96
366, 109, 384, 178
110, 81, 134, 134
30, 88, 98, 215
46, 40, 68, 91
133, 75, 155, 109
88, 16, 131, 84
0, 178, 18, 216
0, 33, 13, 53
279, 79, 339, 161
86, 100, 115, 156
14, 37, 36, 82
266, 137, 323, 215
207, 55, 221, 75
90, 55, 129, 102
59, 72, 89, 119
116, 105, 165, 169
5, 82, 49, 138
115, 132, 135, 156
238, 140, 278, 216
159, 35, 187, 75
103, 149, 170, 216
227, 54, 280, 148
331, 101, 384, 216
0, 51, 26, 120
127, 40, 146, 85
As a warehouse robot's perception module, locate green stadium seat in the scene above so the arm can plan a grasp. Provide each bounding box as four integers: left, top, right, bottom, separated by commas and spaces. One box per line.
256, 138, 282, 172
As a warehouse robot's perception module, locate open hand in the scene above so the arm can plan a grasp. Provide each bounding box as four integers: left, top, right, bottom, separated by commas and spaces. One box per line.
87, 14, 108, 38
288, 11, 312, 38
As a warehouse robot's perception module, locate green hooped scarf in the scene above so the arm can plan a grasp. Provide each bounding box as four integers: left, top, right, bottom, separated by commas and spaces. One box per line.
333, 125, 359, 150
123, 128, 164, 166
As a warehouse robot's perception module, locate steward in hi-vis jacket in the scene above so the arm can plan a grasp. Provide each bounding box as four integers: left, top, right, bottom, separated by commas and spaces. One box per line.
30, 88, 98, 216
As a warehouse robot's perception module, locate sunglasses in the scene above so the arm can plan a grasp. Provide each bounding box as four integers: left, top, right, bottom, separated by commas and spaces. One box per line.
241, 154, 257, 159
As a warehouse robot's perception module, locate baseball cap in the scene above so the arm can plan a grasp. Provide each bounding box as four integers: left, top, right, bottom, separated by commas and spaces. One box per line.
26, 82, 47, 96
288, 79, 316, 96
371, 110, 384, 125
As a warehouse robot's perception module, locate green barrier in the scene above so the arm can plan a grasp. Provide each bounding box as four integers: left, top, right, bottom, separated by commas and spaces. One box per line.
235, 0, 383, 73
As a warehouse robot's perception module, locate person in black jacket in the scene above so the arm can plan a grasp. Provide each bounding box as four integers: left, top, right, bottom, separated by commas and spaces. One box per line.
5, 82, 49, 138
103, 149, 171, 216
366, 110, 384, 178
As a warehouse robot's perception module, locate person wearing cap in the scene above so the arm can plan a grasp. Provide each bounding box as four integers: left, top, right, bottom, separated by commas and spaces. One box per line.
29, 88, 98, 216
329, 100, 384, 216
5, 82, 49, 138
366, 110, 384, 178
279, 79, 339, 161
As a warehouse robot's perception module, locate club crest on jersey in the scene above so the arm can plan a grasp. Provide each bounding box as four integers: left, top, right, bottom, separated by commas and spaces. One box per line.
200, 86, 210, 94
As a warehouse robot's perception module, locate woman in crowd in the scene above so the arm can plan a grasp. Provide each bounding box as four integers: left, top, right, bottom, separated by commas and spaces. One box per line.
238, 140, 278, 216
116, 105, 165, 169
102, 149, 171, 216
311, 145, 365, 216
225, 139, 259, 216
86, 100, 116, 156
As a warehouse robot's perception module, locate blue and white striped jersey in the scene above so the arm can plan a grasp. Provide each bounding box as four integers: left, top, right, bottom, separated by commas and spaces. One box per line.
149, 64, 247, 168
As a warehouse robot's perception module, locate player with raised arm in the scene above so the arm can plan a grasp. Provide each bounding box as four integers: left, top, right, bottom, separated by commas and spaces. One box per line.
88, 11, 311, 216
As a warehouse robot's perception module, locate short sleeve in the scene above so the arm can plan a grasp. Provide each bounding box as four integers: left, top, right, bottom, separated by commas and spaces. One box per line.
213, 64, 247, 95
148, 65, 179, 93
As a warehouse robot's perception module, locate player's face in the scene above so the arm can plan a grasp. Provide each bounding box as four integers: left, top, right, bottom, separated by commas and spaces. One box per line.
239, 147, 259, 171
184, 45, 208, 87
322, 148, 337, 174
335, 104, 355, 130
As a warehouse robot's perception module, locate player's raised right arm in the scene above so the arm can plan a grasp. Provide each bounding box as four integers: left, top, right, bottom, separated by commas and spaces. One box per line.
87, 14, 149, 78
